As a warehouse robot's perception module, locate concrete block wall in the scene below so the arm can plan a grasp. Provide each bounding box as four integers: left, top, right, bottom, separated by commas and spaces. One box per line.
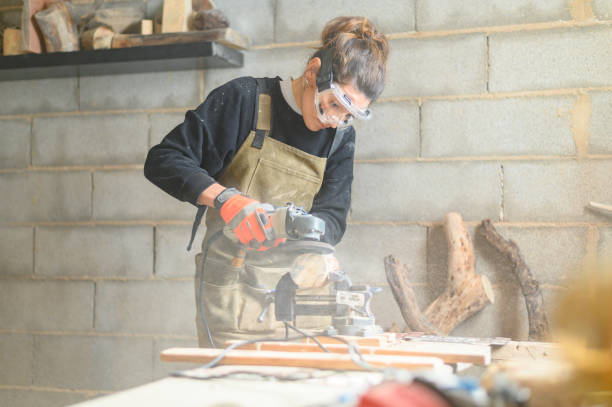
1, 0, 611, 404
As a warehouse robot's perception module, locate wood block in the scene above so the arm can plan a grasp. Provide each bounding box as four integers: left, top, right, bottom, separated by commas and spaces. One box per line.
160, 347, 447, 371
140, 19, 153, 35
3, 28, 22, 55
21, 0, 54, 53
80, 26, 114, 50
33, 1, 79, 52
161, 0, 192, 33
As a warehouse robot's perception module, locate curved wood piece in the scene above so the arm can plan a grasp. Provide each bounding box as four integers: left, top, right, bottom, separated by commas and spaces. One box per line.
479, 219, 550, 341
384, 255, 441, 335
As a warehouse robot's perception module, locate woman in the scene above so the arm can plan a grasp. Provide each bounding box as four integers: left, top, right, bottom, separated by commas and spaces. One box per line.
144, 16, 389, 347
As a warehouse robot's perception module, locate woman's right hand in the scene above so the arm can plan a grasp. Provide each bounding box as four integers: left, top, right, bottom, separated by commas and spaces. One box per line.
218, 191, 282, 250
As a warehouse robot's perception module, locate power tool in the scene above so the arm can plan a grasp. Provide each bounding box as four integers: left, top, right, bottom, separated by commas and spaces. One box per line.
227, 202, 383, 337
228, 203, 330, 267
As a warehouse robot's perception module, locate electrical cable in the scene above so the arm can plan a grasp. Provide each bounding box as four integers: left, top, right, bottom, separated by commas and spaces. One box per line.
198, 230, 223, 349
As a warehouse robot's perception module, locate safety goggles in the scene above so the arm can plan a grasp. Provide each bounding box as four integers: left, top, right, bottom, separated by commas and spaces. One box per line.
315, 82, 371, 128
315, 48, 372, 128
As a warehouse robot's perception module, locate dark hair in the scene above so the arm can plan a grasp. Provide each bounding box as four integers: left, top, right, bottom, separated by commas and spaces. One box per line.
313, 16, 389, 101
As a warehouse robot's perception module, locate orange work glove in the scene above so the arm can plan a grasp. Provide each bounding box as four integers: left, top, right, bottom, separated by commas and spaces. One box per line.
216, 189, 284, 250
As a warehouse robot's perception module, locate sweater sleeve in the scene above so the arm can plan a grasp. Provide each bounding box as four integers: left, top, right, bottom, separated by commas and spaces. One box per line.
144, 77, 256, 205
310, 127, 356, 246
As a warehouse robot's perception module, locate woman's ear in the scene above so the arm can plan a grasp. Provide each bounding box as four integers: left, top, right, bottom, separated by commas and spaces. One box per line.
304, 57, 322, 87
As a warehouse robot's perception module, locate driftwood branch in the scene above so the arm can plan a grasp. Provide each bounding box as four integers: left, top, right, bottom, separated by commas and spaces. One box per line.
385, 212, 494, 336
424, 213, 495, 334
384, 255, 441, 335
479, 219, 550, 341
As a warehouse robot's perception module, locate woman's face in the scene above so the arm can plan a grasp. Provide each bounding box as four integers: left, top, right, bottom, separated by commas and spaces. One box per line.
301, 59, 371, 132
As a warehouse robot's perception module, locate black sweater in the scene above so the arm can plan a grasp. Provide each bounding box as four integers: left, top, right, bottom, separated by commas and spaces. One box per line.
144, 76, 355, 245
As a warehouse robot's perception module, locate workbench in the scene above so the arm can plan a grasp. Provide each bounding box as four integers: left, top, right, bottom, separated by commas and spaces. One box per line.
69, 338, 562, 407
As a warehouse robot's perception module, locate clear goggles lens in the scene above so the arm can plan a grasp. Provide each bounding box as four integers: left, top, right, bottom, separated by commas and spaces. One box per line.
315, 83, 371, 128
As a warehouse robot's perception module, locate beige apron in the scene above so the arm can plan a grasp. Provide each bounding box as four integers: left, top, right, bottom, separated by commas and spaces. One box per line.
195, 80, 333, 347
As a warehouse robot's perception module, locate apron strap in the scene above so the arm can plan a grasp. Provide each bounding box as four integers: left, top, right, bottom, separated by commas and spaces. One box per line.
252, 78, 272, 149
187, 205, 207, 251
187, 77, 274, 251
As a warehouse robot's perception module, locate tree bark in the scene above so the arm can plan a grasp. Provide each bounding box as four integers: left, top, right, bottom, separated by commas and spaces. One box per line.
479, 219, 550, 341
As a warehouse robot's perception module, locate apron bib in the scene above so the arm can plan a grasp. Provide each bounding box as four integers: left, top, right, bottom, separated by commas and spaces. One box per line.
195, 79, 332, 347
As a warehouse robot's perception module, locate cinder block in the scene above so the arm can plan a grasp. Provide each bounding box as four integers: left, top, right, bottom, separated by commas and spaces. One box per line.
0, 227, 33, 276
215, 0, 275, 45
0, 119, 30, 169
95, 281, 196, 335
275, 0, 415, 43
0, 171, 91, 222
93, 170, 195, 221
353, 101, 419, 159
369, 284, 416, 332
153, 337, 198, 379
489, 27, 612, 92
421, 97, 576, 157
503, 160, 612, 221
593, 0, 612, 19
32, 114, 149, 166
155, 225, 205, 277
36, 226, 153, 278
79, 69, 200, 110
335, 224, 427, 285
430, 225, 588, 289
0, 334, 33, 386
351, 161, 501, 222
0, 77, 78, 115
0, 9, 22, 27
33, 335, 154, 391
383, 35, 487, 98
450, 282, 528, 339
203, 46, 313, 96
599, 227, 612, 262
0, 389, 88, 407
417, 0, 569, 31
149, 112, 186, 147
590, 92, 612, 154
0, 281, 93, 330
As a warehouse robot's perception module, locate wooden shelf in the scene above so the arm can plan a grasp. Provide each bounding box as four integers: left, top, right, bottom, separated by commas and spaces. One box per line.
0, 41, 243, 80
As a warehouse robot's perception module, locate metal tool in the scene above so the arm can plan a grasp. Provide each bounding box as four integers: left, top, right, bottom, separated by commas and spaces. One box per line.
272, 267, 383, 337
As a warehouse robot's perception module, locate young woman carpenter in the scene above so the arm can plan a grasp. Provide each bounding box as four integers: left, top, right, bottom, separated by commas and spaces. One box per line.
144, 16, 389, 347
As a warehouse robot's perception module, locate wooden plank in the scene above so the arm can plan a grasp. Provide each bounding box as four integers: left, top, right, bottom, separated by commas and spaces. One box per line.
301, 335, 388, 347
3, 28, 22, 55
160, 347, 447, 371
226, 340, 490, 365
111, 28, 250, 50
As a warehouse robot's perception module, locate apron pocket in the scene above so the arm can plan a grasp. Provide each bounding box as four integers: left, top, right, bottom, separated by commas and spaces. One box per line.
201, 281, 242, 333
195, 253, 242, 334
246, 158, 322, 210
238, 264, 289, 332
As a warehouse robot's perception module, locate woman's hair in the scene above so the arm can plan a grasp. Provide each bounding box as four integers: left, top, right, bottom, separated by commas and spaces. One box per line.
314, 16, 389, 102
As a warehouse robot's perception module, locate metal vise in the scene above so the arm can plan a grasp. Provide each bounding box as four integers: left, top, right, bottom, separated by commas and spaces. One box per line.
274, 269, 383, 337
